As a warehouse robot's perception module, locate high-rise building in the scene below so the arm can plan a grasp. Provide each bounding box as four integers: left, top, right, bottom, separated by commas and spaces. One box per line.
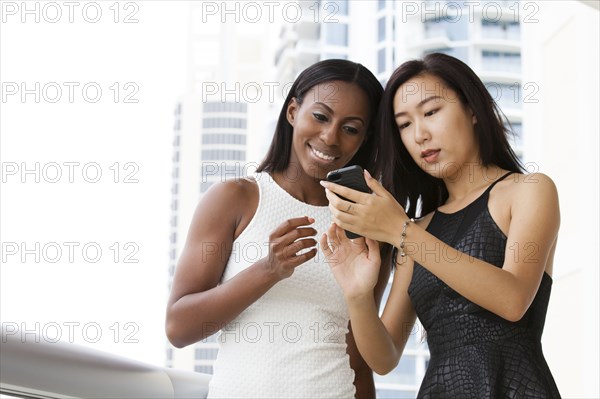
166, 4, 273, 373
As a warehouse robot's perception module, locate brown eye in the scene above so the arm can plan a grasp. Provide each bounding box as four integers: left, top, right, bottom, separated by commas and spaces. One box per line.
313, 112, 327, 122
343, 126, 359, 135
398, 122, 410, 132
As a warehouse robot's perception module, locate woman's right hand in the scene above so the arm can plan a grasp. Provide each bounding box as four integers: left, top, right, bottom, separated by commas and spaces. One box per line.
261, 216, 319, 280
320, 223, 381, 300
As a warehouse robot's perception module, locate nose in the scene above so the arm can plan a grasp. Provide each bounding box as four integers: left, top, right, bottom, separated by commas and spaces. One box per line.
320, 123, 340, 146
414, 121, 431, 144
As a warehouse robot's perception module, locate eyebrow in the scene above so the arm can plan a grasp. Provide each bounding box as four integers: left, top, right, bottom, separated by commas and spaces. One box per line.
315, 102, 366, 125
394, 95, 443, 118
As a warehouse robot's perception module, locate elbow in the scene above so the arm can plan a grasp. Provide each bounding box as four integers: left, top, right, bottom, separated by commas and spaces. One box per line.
167, 334, 187, 349
165, 321, 186, 349
165, 311, 190, 349
499, 297, 530, 322
371, 356, 400, 376
502, 308, 526, 323
373, 364, 397, 376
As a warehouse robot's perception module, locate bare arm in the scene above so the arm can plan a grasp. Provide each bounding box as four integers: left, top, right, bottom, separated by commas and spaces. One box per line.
323, 224, 417, 375
165, 180, 318, 348
346, 246, 392, 396
324, 172, 560, 323
401, 173, 560, 321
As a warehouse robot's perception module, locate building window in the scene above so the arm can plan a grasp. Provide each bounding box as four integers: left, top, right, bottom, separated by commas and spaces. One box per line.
204, 102, 247, 113
377, 48, 386, 74
202, 118, 247, 129
330, 0, 348, 15
486, 83, 521, 110
195, 347, 219, 359
202, 133, 246, 145
201, 150, 246, 161
194, 365, 213, 374
378, 17, 386, 42
481, 19, 520, 40
482, 51, 521, 73
325, 23, 348, 47
424, 18, 468, 41
378, 0, 386, 10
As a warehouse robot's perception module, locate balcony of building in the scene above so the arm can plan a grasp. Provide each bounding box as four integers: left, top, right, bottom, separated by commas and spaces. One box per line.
1, 325, 210, 399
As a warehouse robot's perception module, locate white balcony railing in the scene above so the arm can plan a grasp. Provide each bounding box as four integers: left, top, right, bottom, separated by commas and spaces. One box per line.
1, 325, 210, 399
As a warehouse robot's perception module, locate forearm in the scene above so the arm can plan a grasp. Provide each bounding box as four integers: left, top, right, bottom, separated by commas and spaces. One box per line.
346, 295, 402, 374
166, 261, 279, 347
402, 227, 539, 321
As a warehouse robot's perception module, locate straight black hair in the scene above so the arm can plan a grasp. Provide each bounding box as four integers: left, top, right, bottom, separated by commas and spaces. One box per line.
257, 59, 383, 174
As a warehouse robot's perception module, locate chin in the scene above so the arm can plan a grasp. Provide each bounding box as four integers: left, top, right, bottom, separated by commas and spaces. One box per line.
309, 165, 331, 180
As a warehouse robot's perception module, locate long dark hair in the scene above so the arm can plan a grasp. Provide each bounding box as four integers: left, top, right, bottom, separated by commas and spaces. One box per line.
257, 59, 383, 173
375, 52, 524, 219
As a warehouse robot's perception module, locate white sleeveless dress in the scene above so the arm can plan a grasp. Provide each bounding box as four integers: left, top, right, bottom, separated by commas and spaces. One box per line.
207, 172, 355, 398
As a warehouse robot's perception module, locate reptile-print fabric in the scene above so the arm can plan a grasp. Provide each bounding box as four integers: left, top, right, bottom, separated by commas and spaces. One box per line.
408, 173, 561, 398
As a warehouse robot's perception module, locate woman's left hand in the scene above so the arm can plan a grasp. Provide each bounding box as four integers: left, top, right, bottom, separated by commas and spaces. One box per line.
320, 170, 408, 245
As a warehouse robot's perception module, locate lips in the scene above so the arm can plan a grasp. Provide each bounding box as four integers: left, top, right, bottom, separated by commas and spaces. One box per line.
420, 149, 440, 163
310, 145, 338, 162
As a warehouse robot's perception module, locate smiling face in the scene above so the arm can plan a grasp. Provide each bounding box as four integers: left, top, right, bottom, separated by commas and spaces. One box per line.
286, 80, 371, 181
393, 73, 479, 180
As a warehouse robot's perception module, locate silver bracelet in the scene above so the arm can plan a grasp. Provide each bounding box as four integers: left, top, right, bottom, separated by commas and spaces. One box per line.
399, 218, 415, 257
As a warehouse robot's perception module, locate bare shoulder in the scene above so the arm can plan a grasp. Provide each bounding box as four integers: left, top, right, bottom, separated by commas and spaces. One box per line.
200, 177, 257, 207
487, 172, 559, 236
206, 176, 257, 198
506, 172, 559, 203
188, 177, 259, 236
490, 172, 556, 198
494, 172, 559, 234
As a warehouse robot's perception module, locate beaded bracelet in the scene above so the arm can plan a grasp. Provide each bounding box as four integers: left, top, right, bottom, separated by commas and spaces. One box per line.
399, 218, 415, 257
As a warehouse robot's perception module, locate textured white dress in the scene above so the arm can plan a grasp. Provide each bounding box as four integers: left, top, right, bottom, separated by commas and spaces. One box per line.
207, 172, 355, 398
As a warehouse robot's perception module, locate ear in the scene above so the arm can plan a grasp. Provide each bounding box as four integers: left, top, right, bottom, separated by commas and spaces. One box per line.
286, 98, 299, 125
469, 107, 477, 125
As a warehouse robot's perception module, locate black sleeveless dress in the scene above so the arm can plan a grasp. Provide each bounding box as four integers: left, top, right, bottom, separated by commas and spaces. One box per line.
407, 172, 561, 398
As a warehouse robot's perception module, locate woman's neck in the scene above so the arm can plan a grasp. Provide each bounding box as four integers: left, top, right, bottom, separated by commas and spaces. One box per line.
443, 164, 506, 204
270, 170, 328, 206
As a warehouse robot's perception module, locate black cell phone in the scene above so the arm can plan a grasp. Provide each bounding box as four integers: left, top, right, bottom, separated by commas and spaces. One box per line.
326, 165, 371, 239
